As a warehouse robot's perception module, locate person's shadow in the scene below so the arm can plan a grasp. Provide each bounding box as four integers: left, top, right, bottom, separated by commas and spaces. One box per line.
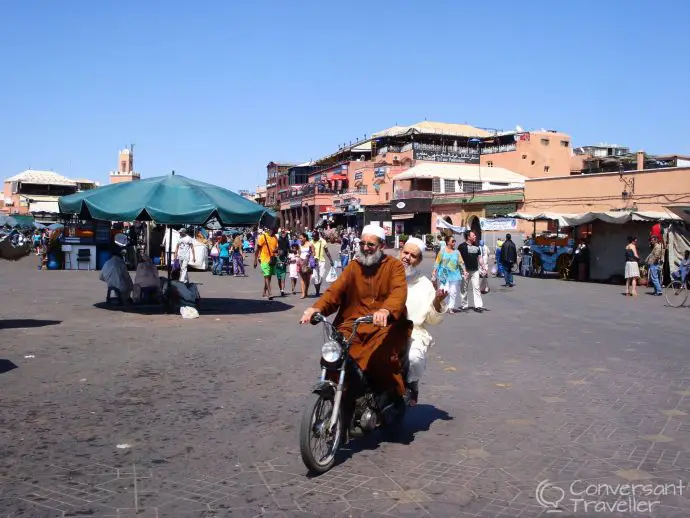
319, 404, 452, 474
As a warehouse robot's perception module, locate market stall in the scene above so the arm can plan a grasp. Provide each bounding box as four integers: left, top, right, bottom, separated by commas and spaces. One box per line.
58, 172, 274, 310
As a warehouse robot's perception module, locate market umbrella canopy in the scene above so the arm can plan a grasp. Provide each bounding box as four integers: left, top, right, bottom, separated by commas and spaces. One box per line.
58, 173, 274, 226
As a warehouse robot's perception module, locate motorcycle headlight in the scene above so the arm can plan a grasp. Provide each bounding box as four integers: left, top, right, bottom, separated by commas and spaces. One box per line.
321, 340, 342, 363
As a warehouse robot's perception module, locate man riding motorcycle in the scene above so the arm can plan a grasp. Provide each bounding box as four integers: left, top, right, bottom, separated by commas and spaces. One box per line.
300, 224, 412, 403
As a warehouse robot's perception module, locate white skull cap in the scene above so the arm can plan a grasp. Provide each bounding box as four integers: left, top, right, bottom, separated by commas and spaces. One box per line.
361, 224, 386, 241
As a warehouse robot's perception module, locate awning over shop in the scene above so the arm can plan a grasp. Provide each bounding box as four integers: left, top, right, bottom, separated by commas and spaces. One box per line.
664, 205, 690, 223
508, 210, 682, 227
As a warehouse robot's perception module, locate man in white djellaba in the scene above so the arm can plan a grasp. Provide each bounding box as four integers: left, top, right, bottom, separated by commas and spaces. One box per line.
399, 237, 447, 405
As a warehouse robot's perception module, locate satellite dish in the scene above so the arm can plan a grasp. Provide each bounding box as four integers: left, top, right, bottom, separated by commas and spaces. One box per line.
114, 233, 128, 247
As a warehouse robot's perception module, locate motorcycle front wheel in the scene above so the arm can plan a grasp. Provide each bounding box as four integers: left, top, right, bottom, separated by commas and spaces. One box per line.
299, 393, 343, 474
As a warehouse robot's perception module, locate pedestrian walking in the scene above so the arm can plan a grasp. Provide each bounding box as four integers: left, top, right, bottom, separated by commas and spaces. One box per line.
311, 230, 334, 297
458, 230, 485, 313
232, 233, 246, 276
431, 235, 464, 314
624, 236, 640, 296
646, 235, 664, 296
214, 235, 230, 275
174, 229, 196, 283
500, 233, 518, 287
254, 227, 278, 299
288, 244, 300, 294
298, 232, 316, 299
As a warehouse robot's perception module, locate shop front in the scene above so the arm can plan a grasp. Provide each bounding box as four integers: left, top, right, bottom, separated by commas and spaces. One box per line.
389, 196, 432, 237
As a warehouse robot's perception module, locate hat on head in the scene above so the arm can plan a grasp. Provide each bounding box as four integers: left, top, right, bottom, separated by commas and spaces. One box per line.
361, 224, 386, 241
405, 237, 425, 254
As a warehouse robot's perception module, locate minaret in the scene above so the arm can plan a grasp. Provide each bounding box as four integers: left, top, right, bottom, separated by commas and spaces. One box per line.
109, 145, 141, 184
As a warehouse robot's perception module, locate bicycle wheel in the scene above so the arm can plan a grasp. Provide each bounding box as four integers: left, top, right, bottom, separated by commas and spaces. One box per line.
664, 281, 688, 308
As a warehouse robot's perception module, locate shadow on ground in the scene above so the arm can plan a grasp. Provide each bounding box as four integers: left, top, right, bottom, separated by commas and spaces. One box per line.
93, 298, 294, 315
320, 404, 453, 475
0, 319, 62, 330
0, 359, 18, 374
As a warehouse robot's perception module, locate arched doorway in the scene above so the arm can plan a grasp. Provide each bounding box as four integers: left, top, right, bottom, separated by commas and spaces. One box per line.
466, 215, 482, 241
440, 215, 454, 239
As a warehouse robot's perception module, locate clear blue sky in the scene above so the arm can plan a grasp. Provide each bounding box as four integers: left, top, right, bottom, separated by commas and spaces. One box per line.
2, 0, 688, 190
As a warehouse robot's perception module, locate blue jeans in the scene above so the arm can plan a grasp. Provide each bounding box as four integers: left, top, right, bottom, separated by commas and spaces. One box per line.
503, 263, 514, 286
215, 256, 227, 275
340, 252, 349, 268
649, 264, 662, 294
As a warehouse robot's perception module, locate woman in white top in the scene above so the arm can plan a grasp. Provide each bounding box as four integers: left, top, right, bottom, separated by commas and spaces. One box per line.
174, 229, 196, 283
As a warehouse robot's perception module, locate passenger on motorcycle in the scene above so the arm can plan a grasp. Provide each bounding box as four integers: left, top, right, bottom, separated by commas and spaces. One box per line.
301, 224, 412, 400
399, 237, 448, 406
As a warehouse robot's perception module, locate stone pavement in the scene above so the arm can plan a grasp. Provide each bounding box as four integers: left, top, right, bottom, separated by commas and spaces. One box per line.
1, 253, 689, 517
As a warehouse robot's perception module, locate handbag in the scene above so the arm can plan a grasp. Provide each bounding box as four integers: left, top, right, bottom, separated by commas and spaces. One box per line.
262, 235, 277, 267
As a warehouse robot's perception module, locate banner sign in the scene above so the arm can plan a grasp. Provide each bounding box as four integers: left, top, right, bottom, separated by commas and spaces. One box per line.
479, 217, 518, 231
435, 216, 466, 234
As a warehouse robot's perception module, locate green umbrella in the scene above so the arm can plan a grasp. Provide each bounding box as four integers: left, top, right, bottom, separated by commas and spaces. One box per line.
58, 173, 274, 227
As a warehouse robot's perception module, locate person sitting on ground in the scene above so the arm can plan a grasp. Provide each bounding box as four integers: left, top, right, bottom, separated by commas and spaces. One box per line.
133, 254, 161, 303
164, 268, 201, 311
100, 252, 133, 305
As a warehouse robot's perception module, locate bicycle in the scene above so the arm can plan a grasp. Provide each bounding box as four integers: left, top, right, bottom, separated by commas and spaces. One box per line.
664, 271, 689, 308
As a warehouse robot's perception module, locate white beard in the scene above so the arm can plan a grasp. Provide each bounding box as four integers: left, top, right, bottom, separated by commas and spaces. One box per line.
404, 264, 419, 280
355, 248, 383, 268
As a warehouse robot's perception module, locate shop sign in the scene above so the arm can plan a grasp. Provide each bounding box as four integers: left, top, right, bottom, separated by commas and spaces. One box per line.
290, 200, 302, 208
382, 221, 393, 236
484, 203, 517, 216
374, 167, 386, 178
396, 201, 406, 209
354, 171, 364, 180
391, 214, 414, 220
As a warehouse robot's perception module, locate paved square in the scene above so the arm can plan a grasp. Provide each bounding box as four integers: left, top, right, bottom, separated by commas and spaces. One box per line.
1, 254, 689, 517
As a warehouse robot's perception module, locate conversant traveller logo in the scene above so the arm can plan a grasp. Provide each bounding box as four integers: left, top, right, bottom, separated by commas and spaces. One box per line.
535, 479, 686, 514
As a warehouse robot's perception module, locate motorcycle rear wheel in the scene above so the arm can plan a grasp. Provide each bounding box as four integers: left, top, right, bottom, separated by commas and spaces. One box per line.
300, 393, 343, 474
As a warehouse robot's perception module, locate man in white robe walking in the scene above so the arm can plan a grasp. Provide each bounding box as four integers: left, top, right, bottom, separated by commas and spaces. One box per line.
399, 237, 447, 405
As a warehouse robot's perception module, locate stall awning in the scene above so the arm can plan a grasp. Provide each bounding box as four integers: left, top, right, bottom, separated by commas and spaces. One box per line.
508, 210, 682, 227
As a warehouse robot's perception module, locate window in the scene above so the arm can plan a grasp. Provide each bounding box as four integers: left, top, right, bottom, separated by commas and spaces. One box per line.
561, 140, 570, 147
385, 192, 389, 201
462, 181, 482, 193
443, 179, 456, 193
544, 166, 550, 173
432, 177, 441, 193
487, 161, 493, 167
540, 138, 550, 146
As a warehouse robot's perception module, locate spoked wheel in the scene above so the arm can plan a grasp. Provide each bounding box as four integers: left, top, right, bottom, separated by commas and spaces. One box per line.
300, 393, 343, 474
664, 281, 688, 308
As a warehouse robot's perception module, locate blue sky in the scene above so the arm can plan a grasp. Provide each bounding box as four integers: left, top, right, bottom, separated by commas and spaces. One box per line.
2, 0, 688, 190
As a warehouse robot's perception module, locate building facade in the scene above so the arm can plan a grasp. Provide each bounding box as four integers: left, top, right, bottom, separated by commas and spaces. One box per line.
267, 122, 575, 235
2, 170, 97, 216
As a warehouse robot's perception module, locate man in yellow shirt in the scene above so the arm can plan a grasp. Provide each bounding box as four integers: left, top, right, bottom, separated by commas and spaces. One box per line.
254, 227, 279, 299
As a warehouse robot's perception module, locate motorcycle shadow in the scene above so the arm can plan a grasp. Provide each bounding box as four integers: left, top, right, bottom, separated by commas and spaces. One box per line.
331, 404, 452, 469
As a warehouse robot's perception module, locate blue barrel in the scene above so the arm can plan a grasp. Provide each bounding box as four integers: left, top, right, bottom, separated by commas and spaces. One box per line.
97, 249, 112, 270
47, 252, 60, 270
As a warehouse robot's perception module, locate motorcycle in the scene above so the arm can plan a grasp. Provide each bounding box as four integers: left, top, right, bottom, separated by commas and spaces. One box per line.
299, 313, 407, 474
